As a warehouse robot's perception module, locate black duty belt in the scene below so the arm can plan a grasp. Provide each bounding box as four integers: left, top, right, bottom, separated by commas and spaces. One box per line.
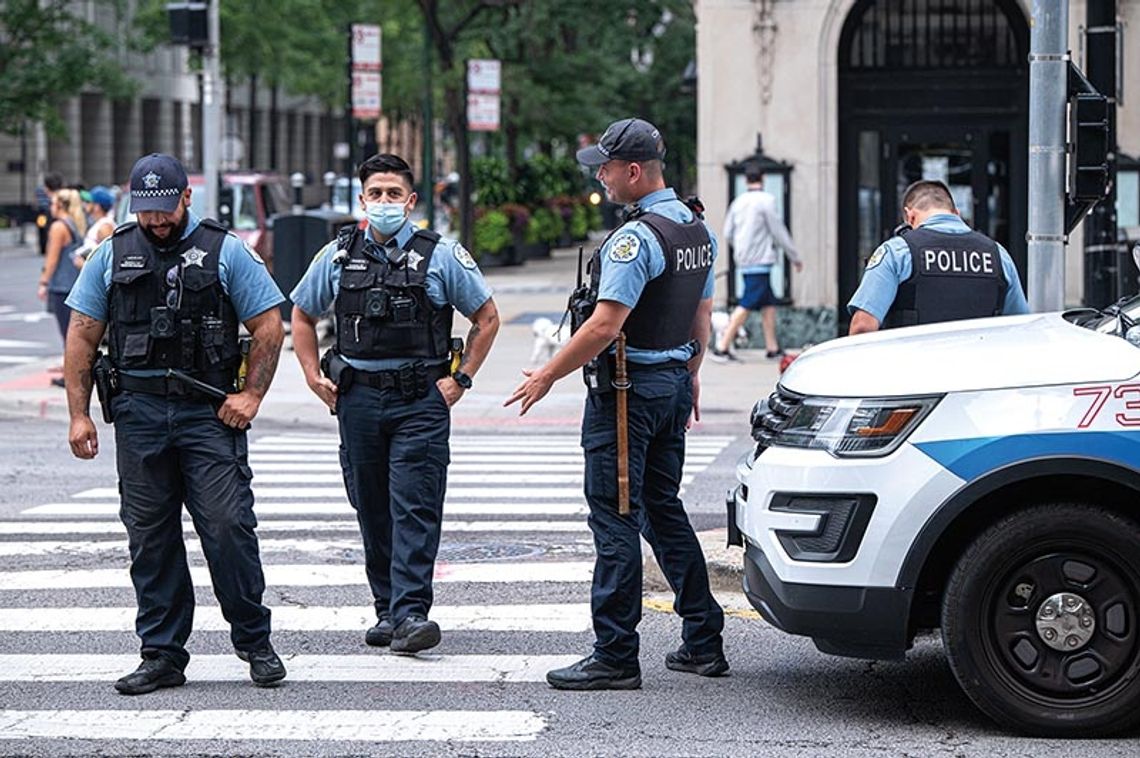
353, 362, 448, 390
626, 359, 688, 371
118, 372, 233, 399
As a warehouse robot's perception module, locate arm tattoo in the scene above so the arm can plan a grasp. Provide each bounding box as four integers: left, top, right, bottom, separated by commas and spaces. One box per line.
246, 333, 282, 396
459, 323, 482, 371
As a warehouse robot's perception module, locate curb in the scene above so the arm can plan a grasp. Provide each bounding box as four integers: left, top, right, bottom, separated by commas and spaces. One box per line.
642, 528, 744, 595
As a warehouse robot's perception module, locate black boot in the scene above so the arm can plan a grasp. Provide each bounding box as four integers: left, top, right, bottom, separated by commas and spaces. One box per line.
114, 657, 186, 695
365, 616, 394, 647
236, 645, 287, 687
390, 615, 441, 654
664, 645, 729, 677
546, 654, 641, 691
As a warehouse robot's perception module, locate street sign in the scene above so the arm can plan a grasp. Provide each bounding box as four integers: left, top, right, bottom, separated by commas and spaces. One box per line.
467, 59, 501, 94
351, 24, 381, 71
352, 72, 382, 120
467, 93, 500, 131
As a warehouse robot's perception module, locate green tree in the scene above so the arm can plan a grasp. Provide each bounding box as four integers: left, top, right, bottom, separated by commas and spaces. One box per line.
0, 0, 136, 136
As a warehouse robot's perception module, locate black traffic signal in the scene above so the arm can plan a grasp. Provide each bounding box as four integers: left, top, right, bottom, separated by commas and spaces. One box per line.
1066, 63, 1111, 234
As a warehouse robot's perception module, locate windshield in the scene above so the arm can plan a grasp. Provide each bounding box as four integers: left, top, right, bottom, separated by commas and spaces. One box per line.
1063, 293, 1140, 335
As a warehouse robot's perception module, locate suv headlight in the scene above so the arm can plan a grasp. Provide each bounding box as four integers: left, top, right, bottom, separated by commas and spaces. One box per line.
771, 396, 940, 457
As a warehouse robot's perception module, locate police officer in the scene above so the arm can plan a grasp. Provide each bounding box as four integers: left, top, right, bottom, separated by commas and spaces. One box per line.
848, 179, 1029, 334
62, 154, 287, 694
506, 118, 728, 690
290, 153, 499, 654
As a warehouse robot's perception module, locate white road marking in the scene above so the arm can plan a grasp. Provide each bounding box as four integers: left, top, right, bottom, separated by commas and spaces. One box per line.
22, 502, 588, 517
70, 486, 589, 500
0, 603, 591, 632
0, 338, 48, 349
0, 561, 594, 590
0, 519, 588, 535
246, 453, 717, 465
248, 472, 693, 486
0, 355, 38, 364
252, 462, 711, 474
0, 709, 548, 742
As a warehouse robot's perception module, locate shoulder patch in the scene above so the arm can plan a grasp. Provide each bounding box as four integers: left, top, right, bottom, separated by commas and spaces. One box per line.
865, 246, 887, 270
243, 242, 265, 265
608, 233, 641, 264
453, 244, 478, 270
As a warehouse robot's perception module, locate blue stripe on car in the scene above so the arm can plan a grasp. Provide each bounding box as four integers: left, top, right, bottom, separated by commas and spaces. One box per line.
914, 431, 1140, 481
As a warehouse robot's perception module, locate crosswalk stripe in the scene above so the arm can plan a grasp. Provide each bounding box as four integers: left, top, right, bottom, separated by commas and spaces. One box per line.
247, 453, 717, 465
0, 338, 49, 349
0, 709, 548, 742
256, 434, 736, 443
250, 462, 711, 474
0, 561, 594, 590
0, 654, 582, 684
253, 435, 734, 447
0, 355, 37, 364
0, 604, 592, 632
22, 502, 588, 517
70, 486, 590, 500
0, 519, 588, 535
0, 535, 588, 557
248, 444, 727, 455
250, 472, 694, 485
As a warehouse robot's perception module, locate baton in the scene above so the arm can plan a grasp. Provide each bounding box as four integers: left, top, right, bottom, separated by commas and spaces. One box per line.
614, 332, 631, 516
166, 368, 229, 400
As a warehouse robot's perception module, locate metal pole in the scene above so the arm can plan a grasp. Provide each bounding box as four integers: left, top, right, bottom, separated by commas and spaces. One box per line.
422, 17, 434, 230
1027, 0, 1069, 312
202, 0, 221, 221
344, 25, 354, 180
1082, 0, 1118, 306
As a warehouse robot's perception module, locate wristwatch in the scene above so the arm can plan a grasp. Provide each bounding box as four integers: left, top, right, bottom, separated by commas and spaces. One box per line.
452, 371, 473, 390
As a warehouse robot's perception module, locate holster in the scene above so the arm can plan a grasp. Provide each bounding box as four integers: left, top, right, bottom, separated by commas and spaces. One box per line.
91, 351, 118, 424
320, 348, 355, 394
582, 354, 614, 395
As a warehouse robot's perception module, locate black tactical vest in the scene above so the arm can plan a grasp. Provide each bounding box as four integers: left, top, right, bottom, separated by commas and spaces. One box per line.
108, 219, 240, 375
883, 226, 1007, 329
333, 226, 453, 361
621, 211, 713, 350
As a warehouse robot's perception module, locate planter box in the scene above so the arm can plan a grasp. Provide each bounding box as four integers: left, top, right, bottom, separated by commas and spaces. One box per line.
518, 241, 550, 260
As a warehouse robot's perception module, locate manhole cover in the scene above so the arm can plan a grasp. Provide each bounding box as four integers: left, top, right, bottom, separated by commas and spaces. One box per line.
438, 542, 546, 562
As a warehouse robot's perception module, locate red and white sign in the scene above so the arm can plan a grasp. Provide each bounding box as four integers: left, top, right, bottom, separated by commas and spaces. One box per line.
467, 93, 500, 132
467, 59, 501, 93
352, 72, 382, 120
351, 24, 382, 71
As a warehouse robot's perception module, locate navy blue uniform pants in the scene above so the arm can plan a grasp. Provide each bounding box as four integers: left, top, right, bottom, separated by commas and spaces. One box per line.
111, 391, 271, 671
337, 382, 451, 625
582, 365, 725, 665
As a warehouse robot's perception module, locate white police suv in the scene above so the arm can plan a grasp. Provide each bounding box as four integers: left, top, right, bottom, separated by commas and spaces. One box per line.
729, 301, 1140, 735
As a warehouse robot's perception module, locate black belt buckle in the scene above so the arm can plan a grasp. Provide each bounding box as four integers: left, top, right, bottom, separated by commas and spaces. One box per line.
397, 363, 417, 401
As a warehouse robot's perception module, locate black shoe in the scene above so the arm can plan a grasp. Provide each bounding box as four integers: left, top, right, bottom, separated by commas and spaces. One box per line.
546, 654, 641, 691
114, 657, 186, 695
50, 376, 65, 388
236, 646, 287, 687
765, 349, 785, 360
365, 616, 394, 647
664, 645, 729, 677
390, 615, 441, 654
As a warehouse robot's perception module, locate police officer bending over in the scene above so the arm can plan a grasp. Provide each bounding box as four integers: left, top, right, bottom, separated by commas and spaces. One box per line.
291, 153, 499, 654
63, 153, 288, 694
506, 118, 728, 690
848, 179, 1029, 334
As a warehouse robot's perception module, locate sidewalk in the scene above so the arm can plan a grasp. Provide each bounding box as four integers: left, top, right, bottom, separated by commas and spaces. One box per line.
0, 238, 778, 593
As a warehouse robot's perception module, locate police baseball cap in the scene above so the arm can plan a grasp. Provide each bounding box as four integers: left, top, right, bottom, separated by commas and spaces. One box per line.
576, 118, 666, 166
128, 153, 189, 213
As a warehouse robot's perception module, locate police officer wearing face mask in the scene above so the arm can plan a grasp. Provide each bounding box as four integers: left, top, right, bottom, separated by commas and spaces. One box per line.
505, 118, 728, 690
290, 153, 500, 654
848, 179, 1029, 334
62, 153, 288, 694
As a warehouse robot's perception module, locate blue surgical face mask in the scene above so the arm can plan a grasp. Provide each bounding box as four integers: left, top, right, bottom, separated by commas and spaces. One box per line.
366, 202, 407, 236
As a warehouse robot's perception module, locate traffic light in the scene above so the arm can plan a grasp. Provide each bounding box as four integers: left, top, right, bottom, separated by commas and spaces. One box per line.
1066, 63, 1111, 234
167, 2, 208, 49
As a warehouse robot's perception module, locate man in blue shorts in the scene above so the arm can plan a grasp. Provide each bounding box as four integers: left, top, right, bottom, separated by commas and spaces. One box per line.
711, 161, 802, 361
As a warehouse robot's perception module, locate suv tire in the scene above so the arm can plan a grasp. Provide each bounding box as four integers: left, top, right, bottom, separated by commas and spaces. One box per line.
942, 503, 1140, 736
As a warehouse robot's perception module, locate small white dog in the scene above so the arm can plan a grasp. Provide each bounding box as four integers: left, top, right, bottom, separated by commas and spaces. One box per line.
710, 309, 749, 351
531, 316, 569, 364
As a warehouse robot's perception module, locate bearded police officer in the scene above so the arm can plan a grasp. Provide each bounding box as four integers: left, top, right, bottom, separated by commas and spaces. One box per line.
506, 118, 728, 690
290, 153, 500, 654
848, 180, 1029, 334
63, 153, 287, 694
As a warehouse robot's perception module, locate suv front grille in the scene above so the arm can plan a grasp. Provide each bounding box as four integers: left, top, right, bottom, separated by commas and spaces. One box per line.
752, 385, 802, 457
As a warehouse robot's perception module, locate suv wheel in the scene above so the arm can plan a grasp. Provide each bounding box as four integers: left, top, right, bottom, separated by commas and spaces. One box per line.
942, 503, 1140, 735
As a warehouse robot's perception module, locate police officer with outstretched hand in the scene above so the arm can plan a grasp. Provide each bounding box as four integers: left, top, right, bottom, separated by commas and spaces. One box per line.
290, 153, 499, 655
62, 153, 288, 694
848, 179, 1029, 334
505, 118, 728, 690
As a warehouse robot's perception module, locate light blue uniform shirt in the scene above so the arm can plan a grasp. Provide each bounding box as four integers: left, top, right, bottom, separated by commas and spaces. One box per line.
847, 213, 1030, 324
66, 211, 286, 377
290, 219, 493, 371
598, 188, 717, 364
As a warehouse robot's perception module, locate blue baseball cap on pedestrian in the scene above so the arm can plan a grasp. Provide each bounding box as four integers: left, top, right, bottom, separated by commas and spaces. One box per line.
576, 118, 666, 167
88, 186, 115, 212
129, 153, 189, 214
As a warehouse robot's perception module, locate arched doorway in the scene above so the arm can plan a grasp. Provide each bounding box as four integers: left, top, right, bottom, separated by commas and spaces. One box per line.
837, 0, 1029, 329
